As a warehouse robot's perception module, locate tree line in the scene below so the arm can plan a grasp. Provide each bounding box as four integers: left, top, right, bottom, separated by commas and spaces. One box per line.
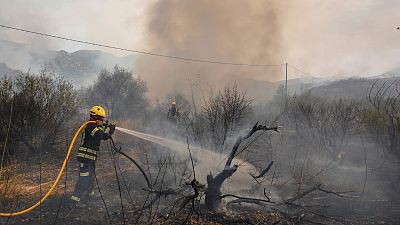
2, 66, 400, 165
0, 65, 148, 161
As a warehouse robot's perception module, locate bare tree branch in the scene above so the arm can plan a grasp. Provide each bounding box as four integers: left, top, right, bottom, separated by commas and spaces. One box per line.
250, 161, 274, 179
284, 184, 357, 203
221, 191, 275, 206
285, 184, 322, 203
226, 122, 279, 168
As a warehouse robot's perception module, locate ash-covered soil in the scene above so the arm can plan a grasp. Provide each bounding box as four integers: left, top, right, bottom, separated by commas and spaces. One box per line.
1, 143, 399, 225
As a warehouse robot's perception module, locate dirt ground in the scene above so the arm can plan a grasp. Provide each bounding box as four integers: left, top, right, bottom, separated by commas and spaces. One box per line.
0, 166, 293, 225
0, 148, 399, 225
0, 149, 291, 225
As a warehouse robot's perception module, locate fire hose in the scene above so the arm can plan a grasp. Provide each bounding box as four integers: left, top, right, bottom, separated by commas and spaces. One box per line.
0, 121, 95, 217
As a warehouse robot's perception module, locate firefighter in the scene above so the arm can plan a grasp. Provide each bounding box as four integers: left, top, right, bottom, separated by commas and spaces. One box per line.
167, 101, 180, 123
70, 106, 115, 206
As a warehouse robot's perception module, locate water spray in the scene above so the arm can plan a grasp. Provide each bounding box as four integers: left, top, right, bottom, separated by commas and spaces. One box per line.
116, 127, 255, 170
115, 127, 262, 193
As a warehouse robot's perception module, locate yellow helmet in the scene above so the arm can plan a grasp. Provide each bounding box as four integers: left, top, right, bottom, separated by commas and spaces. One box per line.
172, 101, 176, 106
89, 106, 106, 118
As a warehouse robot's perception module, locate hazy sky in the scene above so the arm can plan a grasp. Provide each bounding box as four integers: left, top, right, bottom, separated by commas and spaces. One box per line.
0, 0, 151, 55
1, 0, 400, 80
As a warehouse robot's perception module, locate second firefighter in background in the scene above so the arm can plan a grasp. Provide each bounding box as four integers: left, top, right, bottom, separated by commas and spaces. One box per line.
167, 101, 180, 124
71, 106, 115, 205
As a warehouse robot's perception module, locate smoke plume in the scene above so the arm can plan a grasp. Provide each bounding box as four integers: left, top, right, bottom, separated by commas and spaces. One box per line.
137, 0, 286, 98
137, 0, 400, 99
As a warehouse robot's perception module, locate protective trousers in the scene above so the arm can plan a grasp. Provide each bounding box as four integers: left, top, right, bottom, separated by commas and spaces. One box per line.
71, 162, 95, 202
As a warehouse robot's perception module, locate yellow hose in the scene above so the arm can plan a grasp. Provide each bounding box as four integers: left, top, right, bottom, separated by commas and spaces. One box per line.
0, 120, 95, 217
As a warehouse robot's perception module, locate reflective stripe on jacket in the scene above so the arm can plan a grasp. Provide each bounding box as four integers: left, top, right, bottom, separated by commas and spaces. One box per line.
77, 122, 110, 163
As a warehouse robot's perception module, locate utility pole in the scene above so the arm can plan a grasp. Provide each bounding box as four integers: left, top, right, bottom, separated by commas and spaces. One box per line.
285, 62, 288, 99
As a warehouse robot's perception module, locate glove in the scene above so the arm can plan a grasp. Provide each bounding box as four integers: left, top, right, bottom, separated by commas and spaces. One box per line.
108, 124, 116, 135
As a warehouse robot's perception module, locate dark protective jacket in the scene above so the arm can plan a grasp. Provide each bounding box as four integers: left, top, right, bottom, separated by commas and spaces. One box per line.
77, 122, 111, 163
168, 106, 180, 119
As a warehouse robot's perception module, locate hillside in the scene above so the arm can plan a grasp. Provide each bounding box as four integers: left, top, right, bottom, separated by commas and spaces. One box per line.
2, 39, 400, 101
0, 63, 19, 76
0, 39, 136, 85
309, 76, 400, 99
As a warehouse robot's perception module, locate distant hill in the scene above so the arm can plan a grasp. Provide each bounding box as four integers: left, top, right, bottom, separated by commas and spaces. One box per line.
309, 78, 374, 99
275, 76, 328, 95
0, 63, 20, 76
41, 49, 136, 84
308, 76, 400, 100
0, 39, 136, 85
370, 67, 400, 79
217, 75, 381, 102
284, 67, 400, 100
2, 39, 400, 101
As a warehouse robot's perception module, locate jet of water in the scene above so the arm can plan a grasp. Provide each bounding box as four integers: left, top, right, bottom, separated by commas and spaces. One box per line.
115, 126, 260, 194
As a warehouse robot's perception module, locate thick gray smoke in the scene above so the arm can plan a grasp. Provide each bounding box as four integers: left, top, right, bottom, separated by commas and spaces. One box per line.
137, 0, 286, 98
137, 0, 400, 99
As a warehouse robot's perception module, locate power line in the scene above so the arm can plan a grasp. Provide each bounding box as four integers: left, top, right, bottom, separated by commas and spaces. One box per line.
0, 24, 284, 67
287, 64, 313, 77
288, 63, 384, 79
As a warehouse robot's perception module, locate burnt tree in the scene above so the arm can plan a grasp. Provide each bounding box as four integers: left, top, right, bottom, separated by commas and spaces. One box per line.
204, 122, 279, 210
